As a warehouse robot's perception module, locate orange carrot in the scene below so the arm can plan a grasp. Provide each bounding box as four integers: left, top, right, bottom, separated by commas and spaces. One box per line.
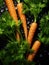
27, 40, 41, 61
28, 22, 37, 44
5, 0, 18, 23
5, 0, 20, 40
17, 3, 28, 40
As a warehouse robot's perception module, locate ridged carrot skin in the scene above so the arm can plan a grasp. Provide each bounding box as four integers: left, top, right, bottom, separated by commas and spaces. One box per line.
27, 40, 41, 61
5, 0, 20, 40
28, 22, 37, 44
5, 0, 18, 23
17, 3, 28, 40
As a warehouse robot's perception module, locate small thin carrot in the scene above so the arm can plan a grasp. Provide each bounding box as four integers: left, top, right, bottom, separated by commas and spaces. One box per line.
17, 3, 28, 40
28, 22, 37, 44
27, 40, 41, 61
5, 0, 20, 40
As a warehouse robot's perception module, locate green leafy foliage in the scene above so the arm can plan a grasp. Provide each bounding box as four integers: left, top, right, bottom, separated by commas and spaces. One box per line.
23, 0, 47, 20
0, 0, 4, 7
38, 12, 49, 44
0, 40, 34, 65
0, 11, 17, 41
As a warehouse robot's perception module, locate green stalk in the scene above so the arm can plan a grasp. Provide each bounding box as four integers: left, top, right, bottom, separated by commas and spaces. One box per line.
34, 15, 37, 23
16, 25, 23, 41
16, 0, 20, 3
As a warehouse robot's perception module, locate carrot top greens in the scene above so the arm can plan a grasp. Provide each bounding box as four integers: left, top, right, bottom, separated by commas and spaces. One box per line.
23, 0, 48, 21
0, 11, 16, 41
38, 12, 49, 44
0, 0, 4, 7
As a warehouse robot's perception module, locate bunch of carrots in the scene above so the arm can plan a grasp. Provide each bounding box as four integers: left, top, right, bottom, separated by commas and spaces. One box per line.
5, 0, 41, 62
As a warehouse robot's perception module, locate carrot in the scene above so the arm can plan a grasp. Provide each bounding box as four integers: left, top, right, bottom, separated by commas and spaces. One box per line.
5, 0, 18, 23
5, 0, 20, 40
27, 40, 41, 61
17, 3, 28, 40
28, 22, 37, 44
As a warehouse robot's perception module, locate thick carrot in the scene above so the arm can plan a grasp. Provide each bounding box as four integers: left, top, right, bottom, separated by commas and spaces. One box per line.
27, 40, 41, 61
28, 22, 37, 44
17, 3, 28, 40
5, 0, 18, 23
5, 0, 20, 40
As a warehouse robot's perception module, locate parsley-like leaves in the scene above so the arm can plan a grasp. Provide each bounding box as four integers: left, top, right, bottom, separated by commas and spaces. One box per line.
38, 12, 49, 44
23, 0, 47, 21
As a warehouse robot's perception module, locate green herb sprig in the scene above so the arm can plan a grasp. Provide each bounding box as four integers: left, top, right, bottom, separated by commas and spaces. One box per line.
0, 0, 4, 7
0, 11, 17, 41
23, 0, 47, 22
38, 12, 49, 44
